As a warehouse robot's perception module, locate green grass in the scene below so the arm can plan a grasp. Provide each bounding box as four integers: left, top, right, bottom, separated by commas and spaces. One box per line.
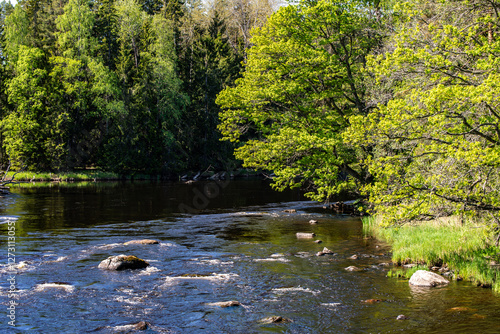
364, 215, 500, 292
3, 170, 121, 182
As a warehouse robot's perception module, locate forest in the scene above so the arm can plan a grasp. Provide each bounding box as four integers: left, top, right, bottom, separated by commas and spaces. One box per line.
1, 0, 500, 227
0, 0, 276, 174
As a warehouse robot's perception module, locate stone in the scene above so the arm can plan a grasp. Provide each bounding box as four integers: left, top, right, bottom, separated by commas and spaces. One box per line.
284, 209, 296, 213
396, 315, 408, 320
113, 321, 149, 331
403, 263, 417, 268
349, 254, 358, 260
296, 232, 316, 239
206, 301, 241, 308
362, 299, 382, 304
259, 316, 292, 324
309, 219, 318, 224
98, 255, 150, 271
314, 240, 323, 244
124, 239, 160, 245
471, 314, 487, 319
408, 270, 449, 287
316, 247, 335, 256
345, 266, 362, 272
447, 307, 476, 312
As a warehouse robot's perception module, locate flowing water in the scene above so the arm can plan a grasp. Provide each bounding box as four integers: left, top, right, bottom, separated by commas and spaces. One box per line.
1, 180, 500, 333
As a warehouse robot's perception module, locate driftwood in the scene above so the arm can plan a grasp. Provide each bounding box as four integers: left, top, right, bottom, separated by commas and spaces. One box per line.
0, 164, 25, 195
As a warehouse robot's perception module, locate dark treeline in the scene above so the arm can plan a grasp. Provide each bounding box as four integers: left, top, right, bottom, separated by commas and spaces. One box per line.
0, 0, 276, 174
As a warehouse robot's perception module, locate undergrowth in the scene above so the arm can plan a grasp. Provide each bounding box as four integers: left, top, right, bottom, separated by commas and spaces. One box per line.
363, 216, 500, 292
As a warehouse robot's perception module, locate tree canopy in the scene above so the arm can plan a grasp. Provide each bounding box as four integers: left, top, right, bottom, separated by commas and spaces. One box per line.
217, 0, 384, 201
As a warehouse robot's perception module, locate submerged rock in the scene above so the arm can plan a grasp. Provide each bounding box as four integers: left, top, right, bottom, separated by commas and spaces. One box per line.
124, 239, 160, 245
362, 299, 382, 304
409, 270, 449, 287
296, 232, 316, 239
98, 255, 149, 271
112, 321, 149, 331
260, 316, 292, 324
345, 266, 362, 272
284, 209, 296, 213
206, 301, 241, 308
447, 306, 476, 312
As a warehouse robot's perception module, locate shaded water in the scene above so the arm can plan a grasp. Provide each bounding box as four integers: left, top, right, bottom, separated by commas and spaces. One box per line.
1, 181, 500, 333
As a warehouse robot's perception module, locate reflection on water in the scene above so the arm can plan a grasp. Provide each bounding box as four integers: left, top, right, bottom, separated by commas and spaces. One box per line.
0, 181, 499, 333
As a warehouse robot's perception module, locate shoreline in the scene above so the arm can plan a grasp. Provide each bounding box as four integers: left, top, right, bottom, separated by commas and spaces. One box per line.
363, 216, 500, 292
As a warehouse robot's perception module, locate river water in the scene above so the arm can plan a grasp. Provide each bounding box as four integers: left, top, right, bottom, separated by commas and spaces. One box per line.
1, 180, 500, 333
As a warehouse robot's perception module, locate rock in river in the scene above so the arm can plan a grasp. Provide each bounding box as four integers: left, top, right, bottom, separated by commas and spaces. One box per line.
345, 266, 362, 272
98, 254, 149, 271
409, 270, 449, 287
260, 316, 292, 324
316, 247, 335, 256
296, 232, 316, 239
206, 301, 241, 308
124, 239, 160, 245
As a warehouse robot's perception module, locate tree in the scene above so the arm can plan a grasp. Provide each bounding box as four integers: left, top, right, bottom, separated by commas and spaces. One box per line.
346, 0, 500, 226
2, 46, 57, 169
217, 0, 383, 201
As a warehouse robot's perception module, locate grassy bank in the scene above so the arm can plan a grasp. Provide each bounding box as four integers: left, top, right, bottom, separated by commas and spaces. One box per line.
2, 170, 163, 183
4, 170, 121, 182
363, 216, 500, 292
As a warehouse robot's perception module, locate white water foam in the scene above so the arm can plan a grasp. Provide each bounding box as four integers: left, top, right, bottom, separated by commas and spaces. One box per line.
253, 257, 291, 263
321, 303, 342, 308
272, 286, 320, 295
162, 273, 238, 287
34, 283, 75, 293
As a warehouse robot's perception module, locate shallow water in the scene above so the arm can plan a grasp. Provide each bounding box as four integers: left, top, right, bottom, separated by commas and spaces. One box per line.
1, 181, 500, 333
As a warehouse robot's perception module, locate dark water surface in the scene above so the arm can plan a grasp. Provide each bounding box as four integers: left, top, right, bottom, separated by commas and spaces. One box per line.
1, 180, 500, 333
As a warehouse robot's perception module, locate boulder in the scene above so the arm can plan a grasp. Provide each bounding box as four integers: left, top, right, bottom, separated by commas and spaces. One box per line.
408, 270, 449, 287
98, 255, 149, 271
123, 239, 160, 245
296, 232, 316, 239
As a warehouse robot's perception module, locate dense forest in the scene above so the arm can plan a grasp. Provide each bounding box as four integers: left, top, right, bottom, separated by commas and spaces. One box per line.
1, 0, 500, 226
0, 0, 276, 174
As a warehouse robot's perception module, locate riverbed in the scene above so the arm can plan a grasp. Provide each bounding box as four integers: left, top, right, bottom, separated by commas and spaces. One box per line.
1, 180, 499, 333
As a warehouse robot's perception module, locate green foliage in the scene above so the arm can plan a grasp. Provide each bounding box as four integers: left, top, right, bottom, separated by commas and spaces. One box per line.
346, 0, 500, 225
217, 0, 383, 201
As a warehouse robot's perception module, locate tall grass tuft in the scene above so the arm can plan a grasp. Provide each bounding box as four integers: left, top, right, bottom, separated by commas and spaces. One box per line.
364, 215, 500, 292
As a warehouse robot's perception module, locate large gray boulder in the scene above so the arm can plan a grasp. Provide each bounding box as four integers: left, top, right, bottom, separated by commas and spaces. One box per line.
98, 254, 149, 270
409, 270, 449, 287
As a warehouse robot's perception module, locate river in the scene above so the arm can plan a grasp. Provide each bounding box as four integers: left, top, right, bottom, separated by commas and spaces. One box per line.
1, 180, 499, 333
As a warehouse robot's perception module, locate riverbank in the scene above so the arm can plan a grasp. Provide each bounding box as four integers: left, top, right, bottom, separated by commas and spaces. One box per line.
3, 168, 267, 185
363, 216, 500, 292
5, 170, 124, 182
